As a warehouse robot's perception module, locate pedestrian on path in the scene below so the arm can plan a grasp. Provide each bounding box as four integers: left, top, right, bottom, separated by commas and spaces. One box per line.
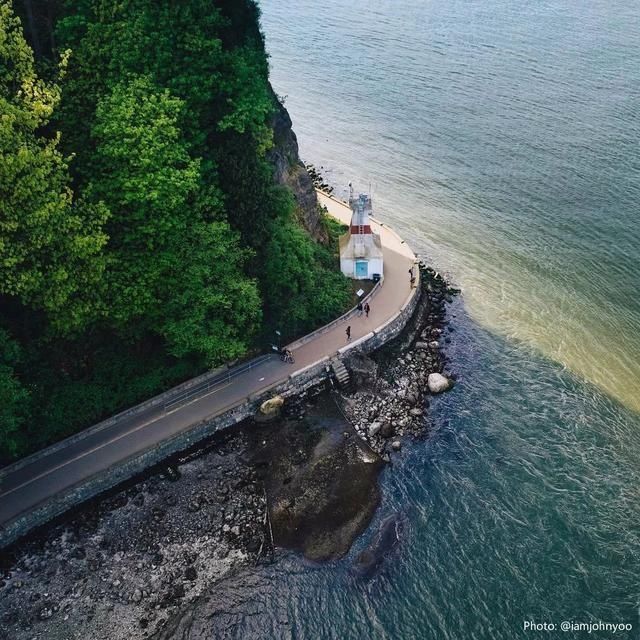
364, 302, 370, 318
346, 325, 351, 342
357, 301, 363, 316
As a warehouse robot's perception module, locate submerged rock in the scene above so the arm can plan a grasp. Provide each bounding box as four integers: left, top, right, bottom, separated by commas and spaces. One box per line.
353, 514, 401, 577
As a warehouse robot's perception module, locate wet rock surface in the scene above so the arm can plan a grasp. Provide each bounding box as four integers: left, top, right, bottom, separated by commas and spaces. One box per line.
250, 402, 383, 561
352, 514, 402, 577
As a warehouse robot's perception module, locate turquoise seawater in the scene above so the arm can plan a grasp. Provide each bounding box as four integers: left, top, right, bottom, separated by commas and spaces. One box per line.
177, 2, 640, 638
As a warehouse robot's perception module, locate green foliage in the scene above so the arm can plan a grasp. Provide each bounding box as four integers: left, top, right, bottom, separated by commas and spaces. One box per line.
262, 193, 352, 338
0, 0, 108, 332
84, 75, 261, 360
159, 221, 262, 362
0, 329, 30, 461
87, 76, 201, 325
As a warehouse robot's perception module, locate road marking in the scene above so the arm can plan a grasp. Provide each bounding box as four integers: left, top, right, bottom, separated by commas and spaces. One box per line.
0, 381, 234, 500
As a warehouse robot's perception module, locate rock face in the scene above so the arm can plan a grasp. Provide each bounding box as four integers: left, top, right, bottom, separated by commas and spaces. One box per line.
427, 373, 452, 394
268, 90, 326, 242
348, 353, 379, 389
251, 403, 384, 562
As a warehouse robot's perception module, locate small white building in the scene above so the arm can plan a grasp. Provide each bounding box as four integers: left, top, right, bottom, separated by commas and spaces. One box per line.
339, 192, 384, 280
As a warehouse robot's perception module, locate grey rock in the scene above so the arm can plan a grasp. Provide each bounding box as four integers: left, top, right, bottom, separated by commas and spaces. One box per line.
368, 422, 383, 438
427, 372, 452, 394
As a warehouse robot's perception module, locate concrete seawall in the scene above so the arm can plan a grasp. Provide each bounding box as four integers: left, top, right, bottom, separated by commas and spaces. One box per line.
0, 193, 421, 549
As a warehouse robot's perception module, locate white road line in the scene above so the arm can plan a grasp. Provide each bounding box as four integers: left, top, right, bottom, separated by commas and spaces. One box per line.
0, 381, 234, 500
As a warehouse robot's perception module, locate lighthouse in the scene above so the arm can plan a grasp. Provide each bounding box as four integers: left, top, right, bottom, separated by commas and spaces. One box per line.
339, 188, 384, 280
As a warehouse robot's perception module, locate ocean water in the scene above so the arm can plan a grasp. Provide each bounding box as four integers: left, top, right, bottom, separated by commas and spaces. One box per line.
177, 1, 640, 638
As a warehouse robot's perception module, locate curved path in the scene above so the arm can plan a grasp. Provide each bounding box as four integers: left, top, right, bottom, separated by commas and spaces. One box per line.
0, 191, 417, 545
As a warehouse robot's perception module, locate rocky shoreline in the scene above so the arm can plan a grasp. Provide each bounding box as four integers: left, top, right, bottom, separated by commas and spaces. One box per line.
0, 426, 269, 640
340, 265, 457, 457
0, 265, 456, 640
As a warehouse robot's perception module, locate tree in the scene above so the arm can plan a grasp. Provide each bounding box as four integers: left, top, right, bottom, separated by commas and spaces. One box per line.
88, 76, 261, 361
262, 193, 352, 338
0, 0, 108, 332
87, 76, 201, 327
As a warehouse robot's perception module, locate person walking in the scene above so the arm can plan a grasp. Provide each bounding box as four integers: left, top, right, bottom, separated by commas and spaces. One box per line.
346, 325, 351, 341
356, 301, 363, 316
364, 302, 370, 318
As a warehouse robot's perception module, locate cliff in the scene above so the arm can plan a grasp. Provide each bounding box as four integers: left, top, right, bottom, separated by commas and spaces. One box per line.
1, 0, 351, 462
269, 92, 327, 242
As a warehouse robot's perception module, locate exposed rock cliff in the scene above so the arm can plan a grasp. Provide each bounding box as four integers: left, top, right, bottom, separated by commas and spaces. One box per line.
268, 91, 327, 242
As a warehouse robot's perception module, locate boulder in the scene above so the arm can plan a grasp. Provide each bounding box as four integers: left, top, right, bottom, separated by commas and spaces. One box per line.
427, 373, 452, 394
379, 422, 395, 439
391, 440, 401, 451
368, 422, 383, 438
258, 395, 284, 418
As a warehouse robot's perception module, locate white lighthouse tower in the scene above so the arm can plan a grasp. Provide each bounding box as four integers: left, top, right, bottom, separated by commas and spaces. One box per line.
339, 187, 384, 280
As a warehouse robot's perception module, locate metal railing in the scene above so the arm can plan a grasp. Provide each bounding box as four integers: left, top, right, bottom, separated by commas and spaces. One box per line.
163, 354, 275, 413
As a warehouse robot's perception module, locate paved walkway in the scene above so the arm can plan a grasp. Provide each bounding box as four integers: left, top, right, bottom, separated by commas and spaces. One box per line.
0, 192, 416, 538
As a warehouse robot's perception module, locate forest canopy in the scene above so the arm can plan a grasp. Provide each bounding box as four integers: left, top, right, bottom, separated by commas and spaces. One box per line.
0, 0, 351, 460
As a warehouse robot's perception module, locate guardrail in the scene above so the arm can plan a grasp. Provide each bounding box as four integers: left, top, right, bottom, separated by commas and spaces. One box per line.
164, 354, 275, 412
